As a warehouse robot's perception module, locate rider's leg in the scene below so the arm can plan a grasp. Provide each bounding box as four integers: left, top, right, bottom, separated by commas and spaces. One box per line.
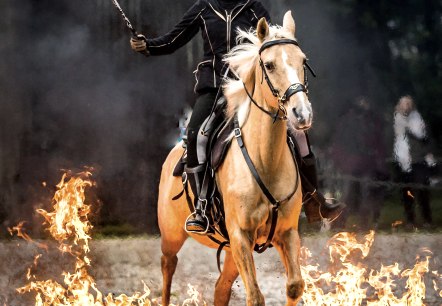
292, 131, 346, 223
185, 90, 218, 233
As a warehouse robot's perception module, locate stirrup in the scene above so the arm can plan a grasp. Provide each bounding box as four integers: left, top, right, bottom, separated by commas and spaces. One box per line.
184, 211, 210, 235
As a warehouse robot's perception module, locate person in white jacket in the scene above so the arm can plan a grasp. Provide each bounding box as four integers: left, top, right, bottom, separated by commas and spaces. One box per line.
393, 95, 437, 229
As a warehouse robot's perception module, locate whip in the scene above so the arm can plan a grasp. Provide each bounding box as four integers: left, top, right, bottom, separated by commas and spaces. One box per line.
110, 0, 150, 57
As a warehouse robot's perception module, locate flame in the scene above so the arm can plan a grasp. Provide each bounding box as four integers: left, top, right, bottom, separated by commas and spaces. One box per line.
13, 171, 441, 305
8, 221, 48, 251
407, 190, 415, 198
301, 231, 441, 305
391, 220, 403, 228
15, 171, 205, 306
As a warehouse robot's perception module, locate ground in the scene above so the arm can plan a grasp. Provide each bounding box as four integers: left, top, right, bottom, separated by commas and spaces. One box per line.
0, 233, 441, 305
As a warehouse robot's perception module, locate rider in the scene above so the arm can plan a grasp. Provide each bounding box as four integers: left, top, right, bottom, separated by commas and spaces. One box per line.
130, 0, 345, 234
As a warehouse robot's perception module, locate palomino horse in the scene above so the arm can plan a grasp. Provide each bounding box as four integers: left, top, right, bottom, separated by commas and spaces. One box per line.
157, 11, 313, 306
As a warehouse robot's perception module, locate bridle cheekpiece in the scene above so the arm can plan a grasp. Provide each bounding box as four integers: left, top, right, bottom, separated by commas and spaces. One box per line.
243, 38, 316, 122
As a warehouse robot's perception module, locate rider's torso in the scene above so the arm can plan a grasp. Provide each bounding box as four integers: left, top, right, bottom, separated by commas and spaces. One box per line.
146, 0, 270, 93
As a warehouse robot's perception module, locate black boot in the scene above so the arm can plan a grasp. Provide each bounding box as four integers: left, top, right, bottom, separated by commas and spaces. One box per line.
301, 154, 346, 223
184, 165, 211, 234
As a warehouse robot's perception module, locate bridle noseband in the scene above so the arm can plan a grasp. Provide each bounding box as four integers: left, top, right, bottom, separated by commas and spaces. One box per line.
243, 38, 316, 122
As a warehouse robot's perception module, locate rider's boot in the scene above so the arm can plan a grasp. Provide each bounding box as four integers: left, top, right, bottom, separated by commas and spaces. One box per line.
301, 153, 346, 223
184, 165, 211, 234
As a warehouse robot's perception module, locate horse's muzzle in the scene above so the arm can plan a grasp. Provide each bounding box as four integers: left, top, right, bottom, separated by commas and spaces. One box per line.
292, 107, 312, 130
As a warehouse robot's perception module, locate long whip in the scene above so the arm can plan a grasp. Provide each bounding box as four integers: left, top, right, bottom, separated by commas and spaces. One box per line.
110, 0, 150, 57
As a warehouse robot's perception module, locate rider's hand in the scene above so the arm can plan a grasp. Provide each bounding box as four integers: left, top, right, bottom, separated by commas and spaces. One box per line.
130, 34, 147, 52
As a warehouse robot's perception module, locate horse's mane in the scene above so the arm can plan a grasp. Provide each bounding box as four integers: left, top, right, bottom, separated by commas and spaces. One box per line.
223, 24, 295, 126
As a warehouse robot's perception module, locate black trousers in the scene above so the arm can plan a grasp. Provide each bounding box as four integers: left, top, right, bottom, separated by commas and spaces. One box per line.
186, 90, 219, 168
399, 163, 433, 225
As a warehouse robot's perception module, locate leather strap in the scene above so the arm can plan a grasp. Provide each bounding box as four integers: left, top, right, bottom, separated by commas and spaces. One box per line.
257, 38, 316, 105
259, 39, 299, 54
233, 114, 299, 253
242, 81, 287, 122
281, 83, 307, 101
234, 116, 279, 206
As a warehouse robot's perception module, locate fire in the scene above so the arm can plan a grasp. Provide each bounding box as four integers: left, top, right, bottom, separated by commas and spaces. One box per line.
14, 171, 204, 306
301, 231, 441, 305
12, 171, 441, 305
8, 221, 48, 250
391, 220, 403, 228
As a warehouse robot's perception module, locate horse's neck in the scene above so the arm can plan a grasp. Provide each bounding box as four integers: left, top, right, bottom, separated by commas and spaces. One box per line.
241, 89, 288, 174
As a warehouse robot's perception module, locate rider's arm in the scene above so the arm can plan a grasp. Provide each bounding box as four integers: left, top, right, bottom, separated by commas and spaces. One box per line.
146, 1, 206, 55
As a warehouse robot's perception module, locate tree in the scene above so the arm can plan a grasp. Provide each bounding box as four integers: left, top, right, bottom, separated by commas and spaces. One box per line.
331, 0, 442, 145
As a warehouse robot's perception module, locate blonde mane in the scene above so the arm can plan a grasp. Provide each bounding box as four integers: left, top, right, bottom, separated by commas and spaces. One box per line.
223, 24, 296, 125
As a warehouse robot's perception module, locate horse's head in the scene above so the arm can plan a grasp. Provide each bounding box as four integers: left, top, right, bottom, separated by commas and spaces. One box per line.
224, 11, 314, 131
256, 11, 313, 130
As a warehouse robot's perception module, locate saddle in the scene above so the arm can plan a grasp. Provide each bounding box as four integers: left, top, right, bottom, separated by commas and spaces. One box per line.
173, 97, 233, 177
172, 96, 302, 258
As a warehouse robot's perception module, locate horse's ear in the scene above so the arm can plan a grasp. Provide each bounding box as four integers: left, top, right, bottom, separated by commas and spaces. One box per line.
283, 10, 296, 37
257, 17, 269, 42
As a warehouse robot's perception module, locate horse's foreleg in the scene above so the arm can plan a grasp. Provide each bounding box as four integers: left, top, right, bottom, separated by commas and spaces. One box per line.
160, 231, 187, 306
274, 228, 304, 306
214, 250, 239, 306
230, 229, 265, 306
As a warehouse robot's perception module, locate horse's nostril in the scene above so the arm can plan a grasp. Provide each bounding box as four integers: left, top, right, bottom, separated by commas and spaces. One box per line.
292, 108, 305, 124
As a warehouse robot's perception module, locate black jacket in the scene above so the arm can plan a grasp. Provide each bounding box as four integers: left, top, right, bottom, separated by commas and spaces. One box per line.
146, 0, 270, 94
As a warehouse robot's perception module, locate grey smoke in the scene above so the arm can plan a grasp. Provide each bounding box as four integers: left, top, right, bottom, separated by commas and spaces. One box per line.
0, 0, 392, 234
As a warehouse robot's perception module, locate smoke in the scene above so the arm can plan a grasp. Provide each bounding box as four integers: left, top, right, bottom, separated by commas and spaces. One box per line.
1, 0, 394, 234
0, 0, 197, 233
263, 0, 391, 146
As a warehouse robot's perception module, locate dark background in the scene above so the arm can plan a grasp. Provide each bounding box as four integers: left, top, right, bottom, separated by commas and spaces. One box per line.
0, 0, 440, 235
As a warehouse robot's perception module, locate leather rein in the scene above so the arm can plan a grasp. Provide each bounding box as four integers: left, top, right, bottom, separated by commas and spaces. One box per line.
243, 38, 316, 122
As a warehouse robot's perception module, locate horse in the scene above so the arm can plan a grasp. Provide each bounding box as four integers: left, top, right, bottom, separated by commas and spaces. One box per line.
157, 11, 313, 306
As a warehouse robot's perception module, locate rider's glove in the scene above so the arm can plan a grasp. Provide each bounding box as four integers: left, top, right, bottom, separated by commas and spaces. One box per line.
130, 34, 148, 53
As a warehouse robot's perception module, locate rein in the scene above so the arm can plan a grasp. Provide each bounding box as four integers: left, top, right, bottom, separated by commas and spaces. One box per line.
242, 81, 288, 122
242, 38, 316, 122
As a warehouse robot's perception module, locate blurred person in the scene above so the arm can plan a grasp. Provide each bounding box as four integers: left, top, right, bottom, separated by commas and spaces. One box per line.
129, 0, 344, 234
330, 96, 388, 230
393, 95, 437, 229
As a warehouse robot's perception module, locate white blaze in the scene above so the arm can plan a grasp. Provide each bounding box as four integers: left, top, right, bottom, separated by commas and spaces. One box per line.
282, 50, 310, 122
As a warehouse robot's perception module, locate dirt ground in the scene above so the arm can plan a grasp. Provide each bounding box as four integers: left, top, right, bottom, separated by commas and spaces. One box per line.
1, 233, 441, 305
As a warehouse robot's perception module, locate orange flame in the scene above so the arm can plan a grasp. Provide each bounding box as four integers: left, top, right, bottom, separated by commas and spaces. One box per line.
14, 171, 441, 305
16, 171, 205, 306
301, 231, 441, 305
391, 220, 403, 228
8, 221, 48, 251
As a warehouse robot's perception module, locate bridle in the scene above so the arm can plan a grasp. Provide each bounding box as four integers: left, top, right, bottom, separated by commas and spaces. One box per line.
213, 38, 313, 259
243, 38, 316, 122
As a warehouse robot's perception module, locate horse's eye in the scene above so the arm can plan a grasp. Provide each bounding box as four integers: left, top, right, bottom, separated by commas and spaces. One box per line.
264, 62, 275, 71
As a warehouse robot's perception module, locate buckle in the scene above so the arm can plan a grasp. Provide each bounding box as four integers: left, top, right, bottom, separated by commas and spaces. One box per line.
234, 128, 242, 138
198, 198, 208, 217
